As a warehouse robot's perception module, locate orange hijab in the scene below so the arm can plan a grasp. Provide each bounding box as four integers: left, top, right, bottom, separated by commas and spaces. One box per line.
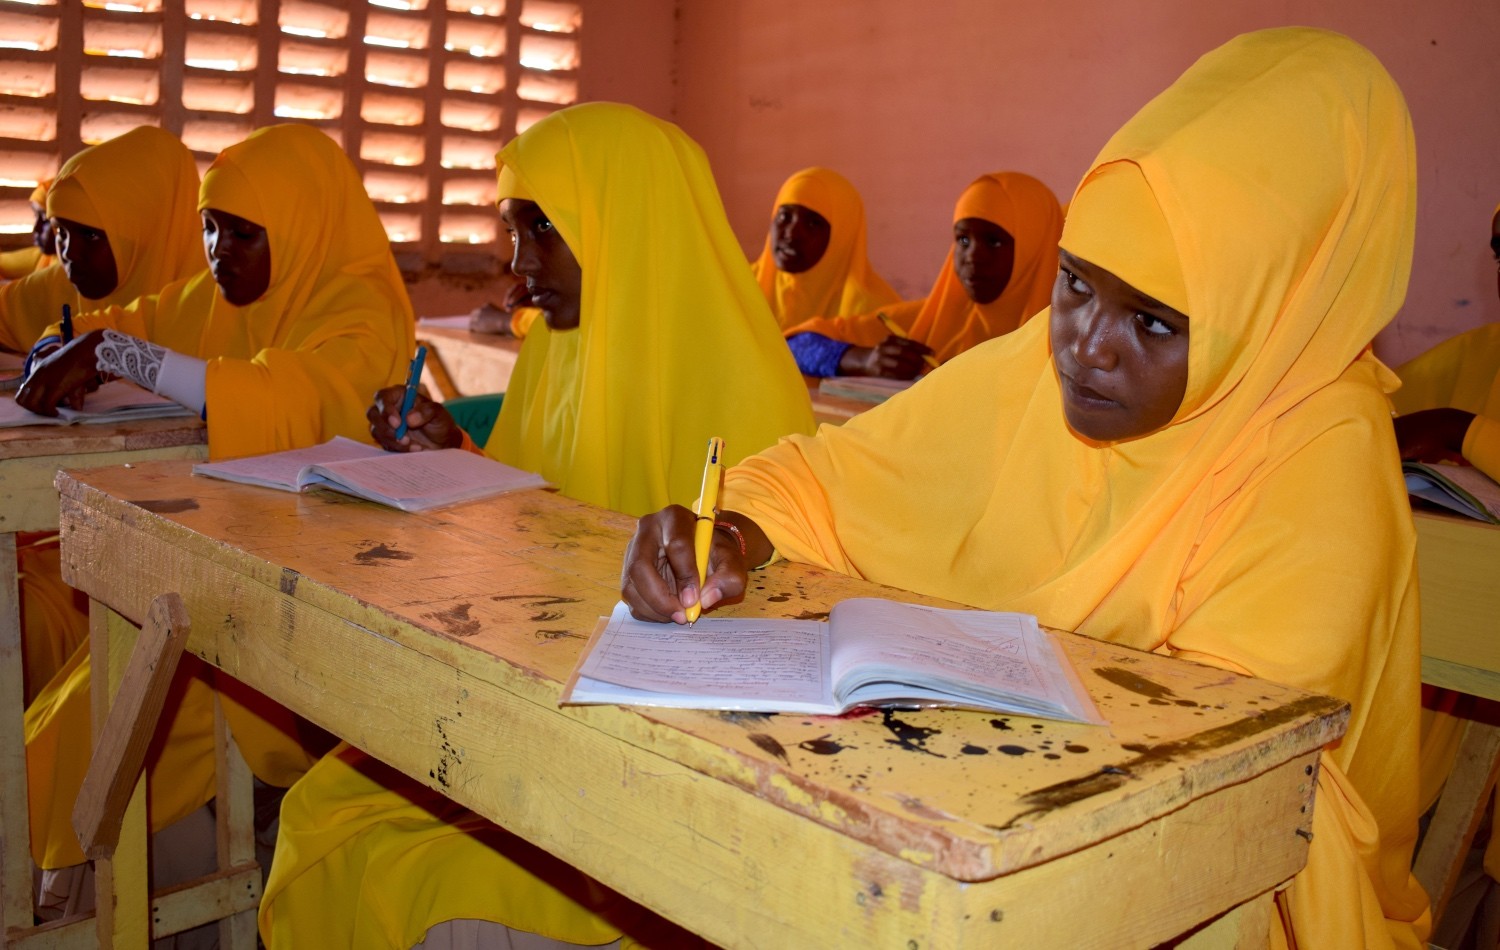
785, 172, 1063, 364
751, 167, 899, 331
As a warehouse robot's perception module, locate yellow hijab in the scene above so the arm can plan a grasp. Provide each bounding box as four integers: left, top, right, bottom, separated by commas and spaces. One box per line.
187, 124, 413, 458
485, 102, 815, 517
751, 166, 900, 332
724, 29, 1426, 944
47, 127, 203, 313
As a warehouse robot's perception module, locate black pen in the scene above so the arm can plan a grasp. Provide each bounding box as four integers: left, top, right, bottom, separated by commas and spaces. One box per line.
60, 303, 72, 344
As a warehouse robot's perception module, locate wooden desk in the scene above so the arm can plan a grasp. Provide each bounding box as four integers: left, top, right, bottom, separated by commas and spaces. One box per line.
0, 417, 207, 939
416, 324, 523, 399
57, 461, 1347, 948
1414, 508, 1500, 701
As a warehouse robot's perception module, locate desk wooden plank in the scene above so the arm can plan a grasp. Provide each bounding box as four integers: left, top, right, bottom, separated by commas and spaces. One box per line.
1414, 510, 1500, 701
58, 461, 1347, 947
417, 326, 523, 399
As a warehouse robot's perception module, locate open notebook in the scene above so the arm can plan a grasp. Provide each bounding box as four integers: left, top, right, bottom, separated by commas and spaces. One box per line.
193, 435, 548, 512
0, 380, 194, 427
1404, 461, 1500, 524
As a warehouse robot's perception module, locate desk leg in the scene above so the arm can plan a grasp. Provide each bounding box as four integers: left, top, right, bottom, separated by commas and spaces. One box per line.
213, 693, 258, 948
0, 531, 33, 931
1414, 718, 1500, 926
91, 602, 150, 947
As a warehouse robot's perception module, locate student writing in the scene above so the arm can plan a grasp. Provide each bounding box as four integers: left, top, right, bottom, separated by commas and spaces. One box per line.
623, 28, 1431, 949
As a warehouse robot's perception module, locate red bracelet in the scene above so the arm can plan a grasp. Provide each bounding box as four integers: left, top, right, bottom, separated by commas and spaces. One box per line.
713, 520, 747, 557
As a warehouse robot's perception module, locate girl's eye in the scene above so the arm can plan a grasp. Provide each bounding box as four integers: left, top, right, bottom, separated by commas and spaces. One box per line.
536, 218, 553, 234
956, 236, 969, 247
1137, 313, 1176, 337
1059, 267, 1087, 295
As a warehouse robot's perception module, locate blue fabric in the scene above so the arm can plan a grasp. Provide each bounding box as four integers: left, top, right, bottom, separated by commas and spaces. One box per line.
787, 332, 851, 378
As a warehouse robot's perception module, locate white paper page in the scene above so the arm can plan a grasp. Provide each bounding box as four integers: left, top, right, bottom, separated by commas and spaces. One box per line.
0, 380, 190, 428
1431, 465, 1500, 520
311, 447, 546, 511
0, 394, 66, 427
828, 600, 1071, 710
570, 602, 832, 709
193, 436, 385, 490
416, 315, 472, 330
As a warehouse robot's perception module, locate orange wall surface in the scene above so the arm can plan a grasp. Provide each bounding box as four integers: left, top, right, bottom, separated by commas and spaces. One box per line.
583, 0, 1500, 366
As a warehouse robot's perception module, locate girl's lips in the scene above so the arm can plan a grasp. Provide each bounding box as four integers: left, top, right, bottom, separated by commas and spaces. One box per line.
1062, 374, 1118, 407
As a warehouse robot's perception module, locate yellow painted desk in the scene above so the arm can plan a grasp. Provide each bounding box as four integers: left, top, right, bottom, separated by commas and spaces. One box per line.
57, 461, 1348, 948
0, 416, 207, 939
415, 324, 524, 399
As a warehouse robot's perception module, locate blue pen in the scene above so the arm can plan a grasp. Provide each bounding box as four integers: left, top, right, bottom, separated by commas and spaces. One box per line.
393, 344, 427, 440
60, 303, 72, 344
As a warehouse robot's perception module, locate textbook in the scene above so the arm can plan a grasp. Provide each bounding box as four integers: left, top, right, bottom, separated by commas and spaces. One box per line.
1404, 460, 1500, 524
193, 436, 548, 512
0, 380, 194, 427
563, 599, 1103, 723
817, 376, 917, 405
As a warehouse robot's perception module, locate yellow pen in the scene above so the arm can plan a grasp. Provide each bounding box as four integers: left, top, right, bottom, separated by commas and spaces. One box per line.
876, 311, 940, 369
685, 436, 725, 624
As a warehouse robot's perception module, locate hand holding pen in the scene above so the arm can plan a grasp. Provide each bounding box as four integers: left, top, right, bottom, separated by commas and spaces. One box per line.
684, 436, 725, 624
367, 345, 464, 451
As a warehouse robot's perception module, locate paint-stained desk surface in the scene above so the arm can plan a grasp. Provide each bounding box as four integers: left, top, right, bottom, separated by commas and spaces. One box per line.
1413, 508, 1500, 701
58, 460, 1348, 949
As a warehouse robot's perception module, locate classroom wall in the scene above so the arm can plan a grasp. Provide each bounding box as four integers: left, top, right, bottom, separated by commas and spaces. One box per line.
667, 0, 1500, 365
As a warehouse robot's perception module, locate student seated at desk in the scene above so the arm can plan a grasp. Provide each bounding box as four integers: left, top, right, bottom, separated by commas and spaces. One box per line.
17, 123, 415, 914
752, 167, 927, 377
0, 178, 56, 280
6, 128, 203, 707
1390, 203, 1500, 482
624, 28, 1430, 949
259, 101, 815, 949
785, 171, 1063, 377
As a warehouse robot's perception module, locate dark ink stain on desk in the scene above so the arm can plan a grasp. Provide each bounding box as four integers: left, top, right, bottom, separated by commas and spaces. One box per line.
1065, 744, 1090, 754
989, 718, 1013, 732
801, 735, 848, 755
1094, 666, 1175, 701
355, 542, 414, 565
430, 718, 462, 789
718, 711, 775, 726
790, 609, 829, 621
961, 744, 989, 755
279, 568, 299, 596
748, 732, 789, 763
492, 593, 583, 608
766, 594, 790, 603
530, 609, 564, 622
880, 709, 945, 757
534, 628, 582, 642
998, 744, 1030, 756
1004, 693, 1343, 821
134, 497, 199, 513
424, 602, 481, 638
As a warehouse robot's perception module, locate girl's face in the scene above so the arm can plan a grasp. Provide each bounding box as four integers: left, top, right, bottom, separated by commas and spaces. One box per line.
770, 203, 831, 274
1049, 248, 1190, 442
501, 198, 582, 331
202, 208, 272, 307
54, 217, 118, 300
952, 217, 1014, 304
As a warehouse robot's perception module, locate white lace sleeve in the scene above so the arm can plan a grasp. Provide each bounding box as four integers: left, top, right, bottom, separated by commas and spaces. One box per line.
96, 329, 207, 414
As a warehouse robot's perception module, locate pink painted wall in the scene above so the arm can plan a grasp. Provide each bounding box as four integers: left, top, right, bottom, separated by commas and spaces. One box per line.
651, 0, 1500, 366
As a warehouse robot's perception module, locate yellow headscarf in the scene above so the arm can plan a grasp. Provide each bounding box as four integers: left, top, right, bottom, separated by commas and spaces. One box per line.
723, 28, 1426, 946
486, 102, 816, 517
751, 166, 900, 332
190, 124, 416, 459
46, 126, 203, 312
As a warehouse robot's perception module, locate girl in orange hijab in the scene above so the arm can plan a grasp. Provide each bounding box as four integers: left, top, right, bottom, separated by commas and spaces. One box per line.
786, 171, 1063, 376
626, 28, 1430, 949
0, 178, 56, 280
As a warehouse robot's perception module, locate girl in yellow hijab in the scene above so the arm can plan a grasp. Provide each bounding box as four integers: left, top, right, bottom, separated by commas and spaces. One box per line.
785, 171, 1064, 374
260, 102, 815, 949
0, 178, 57, 280
624, 28, 1430, 949
0, 128, 202, 354
1391, 203, 1500, 481
19, 124, 415, 888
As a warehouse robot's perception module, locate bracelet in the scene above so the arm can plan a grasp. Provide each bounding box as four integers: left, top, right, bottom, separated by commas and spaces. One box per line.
713, 520, 747, 558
